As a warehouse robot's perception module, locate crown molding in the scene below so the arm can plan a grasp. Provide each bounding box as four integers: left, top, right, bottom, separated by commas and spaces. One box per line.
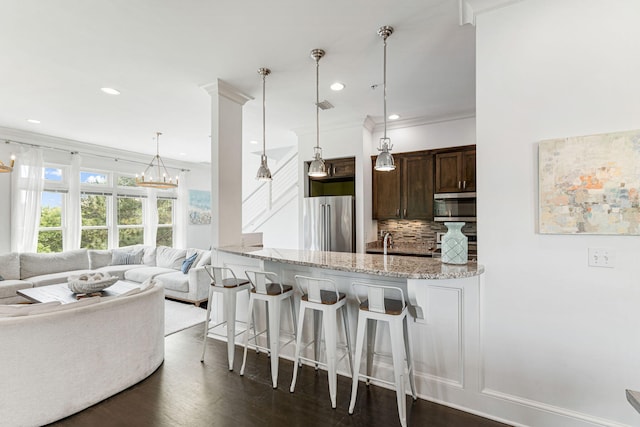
0, 126, 198, 170
202, 79, 253, 106
371, 111, 476, 133
459, 0, 524, 26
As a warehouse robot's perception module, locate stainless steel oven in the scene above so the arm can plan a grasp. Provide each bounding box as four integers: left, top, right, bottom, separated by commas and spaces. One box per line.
433, 192, 476, 222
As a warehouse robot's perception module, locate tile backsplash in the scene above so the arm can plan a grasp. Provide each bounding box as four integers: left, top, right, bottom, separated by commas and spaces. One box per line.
376, 219, 476, 245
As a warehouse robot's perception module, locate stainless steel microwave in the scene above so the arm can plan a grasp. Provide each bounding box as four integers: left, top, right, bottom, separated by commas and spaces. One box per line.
434, 192, 476, 222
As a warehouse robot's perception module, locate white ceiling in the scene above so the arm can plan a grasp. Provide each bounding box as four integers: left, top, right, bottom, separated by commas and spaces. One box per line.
0, 0, 476, 164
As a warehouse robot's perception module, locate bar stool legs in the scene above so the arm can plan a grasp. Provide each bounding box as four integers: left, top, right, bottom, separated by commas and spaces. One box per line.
200, 266, 250, 371
240, 270, 296, 389
349, 282, 417, 427
289, 275, 353, 409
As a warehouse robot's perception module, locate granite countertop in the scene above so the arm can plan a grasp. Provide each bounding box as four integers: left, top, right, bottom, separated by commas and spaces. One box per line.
216, 246, 484, 280
365, 242, 478, 261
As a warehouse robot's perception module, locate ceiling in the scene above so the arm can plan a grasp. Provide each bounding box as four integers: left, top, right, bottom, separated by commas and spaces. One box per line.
0, 0, 476, 164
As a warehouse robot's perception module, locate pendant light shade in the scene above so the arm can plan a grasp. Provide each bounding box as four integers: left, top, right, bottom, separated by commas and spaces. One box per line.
256, 67, 272, 182
308, 48, 328, 178
374, 25, 396, 172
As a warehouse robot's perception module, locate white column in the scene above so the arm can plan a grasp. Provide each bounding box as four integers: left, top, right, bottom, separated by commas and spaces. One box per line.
203, 80, 253, 248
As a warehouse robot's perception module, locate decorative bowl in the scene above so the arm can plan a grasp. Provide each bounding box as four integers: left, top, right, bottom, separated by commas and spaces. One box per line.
67, 273, 118, 294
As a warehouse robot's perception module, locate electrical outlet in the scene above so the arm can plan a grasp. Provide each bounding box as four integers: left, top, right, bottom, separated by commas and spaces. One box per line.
588, 248, 615, 268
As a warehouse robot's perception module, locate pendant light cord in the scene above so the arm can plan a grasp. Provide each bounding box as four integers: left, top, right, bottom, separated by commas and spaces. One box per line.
262, 73, 266, 156
316, 57, 320, 150
383, 35, 388, 140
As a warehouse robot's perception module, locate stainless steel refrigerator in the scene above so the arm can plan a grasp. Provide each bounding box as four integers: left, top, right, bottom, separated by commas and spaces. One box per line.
303, 196, 355, 253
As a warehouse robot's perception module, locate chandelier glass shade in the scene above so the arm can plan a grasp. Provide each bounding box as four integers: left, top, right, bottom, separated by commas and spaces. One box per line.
374, 25, 396, 172
135, 132, 178, 189
256, 67, 273, 182
307, 48, 328, 178
0, 154, 15, 173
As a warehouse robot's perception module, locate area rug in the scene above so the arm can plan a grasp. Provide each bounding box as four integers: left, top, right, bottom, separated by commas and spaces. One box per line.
164, 300, 207, 336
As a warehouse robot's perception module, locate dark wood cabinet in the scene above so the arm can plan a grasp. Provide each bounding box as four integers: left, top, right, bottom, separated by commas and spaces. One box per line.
326, 157, 355, 179
372, 152, 433, 220
435, 147, 476, 193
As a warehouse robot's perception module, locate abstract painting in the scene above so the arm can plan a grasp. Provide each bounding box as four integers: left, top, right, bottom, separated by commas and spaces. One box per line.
188, 190, 211, 225
539, 129, 640, 234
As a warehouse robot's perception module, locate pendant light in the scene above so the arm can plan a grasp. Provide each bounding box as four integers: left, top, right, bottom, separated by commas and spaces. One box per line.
136, 132, 179, 188
308, 49, 328, 178
374, 25, 396, 172
256, 67, 272, 181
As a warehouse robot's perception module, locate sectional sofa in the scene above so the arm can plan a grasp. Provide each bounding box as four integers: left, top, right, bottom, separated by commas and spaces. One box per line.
0, 245, 212, 305
0, 279, 165, 426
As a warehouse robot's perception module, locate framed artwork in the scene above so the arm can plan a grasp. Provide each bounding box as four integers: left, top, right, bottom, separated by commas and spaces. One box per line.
188, 190, 211, 225
539, 129, 640, 235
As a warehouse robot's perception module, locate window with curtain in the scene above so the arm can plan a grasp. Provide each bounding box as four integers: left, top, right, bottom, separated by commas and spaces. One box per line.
117, 195, 144, 246
37, 166, 66, 253
156, 197, 174, 246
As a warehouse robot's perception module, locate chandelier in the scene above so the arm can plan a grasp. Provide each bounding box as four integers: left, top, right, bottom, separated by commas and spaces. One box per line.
0, 154, 15, 173
136, 132, 178, 189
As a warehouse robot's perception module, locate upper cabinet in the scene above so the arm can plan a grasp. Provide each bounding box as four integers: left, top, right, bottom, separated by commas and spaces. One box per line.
372, 152, 434, 220
307, 156, 356, 197
435, 146, 476, 193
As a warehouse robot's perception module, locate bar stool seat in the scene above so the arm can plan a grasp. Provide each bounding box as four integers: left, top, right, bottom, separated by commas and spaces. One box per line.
349, 282, 417, 427
241, 270, 297, 389
290, 275, 353, 409
200, 266, 251, 371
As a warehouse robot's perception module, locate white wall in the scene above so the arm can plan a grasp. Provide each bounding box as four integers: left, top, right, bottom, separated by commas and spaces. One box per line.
477, 1, 640, 425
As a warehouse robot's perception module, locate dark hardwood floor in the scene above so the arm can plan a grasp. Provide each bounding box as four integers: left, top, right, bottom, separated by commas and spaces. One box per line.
51, 323, 511, 427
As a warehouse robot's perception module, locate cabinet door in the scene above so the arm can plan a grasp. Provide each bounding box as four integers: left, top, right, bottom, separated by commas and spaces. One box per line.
328, 158, 355, 178
435, 152, 462, 193
402, 154, 434, 219
461, 149, 476, 192
372, 158, 401, 219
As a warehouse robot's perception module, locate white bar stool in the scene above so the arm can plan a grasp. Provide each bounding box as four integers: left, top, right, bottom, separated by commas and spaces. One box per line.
289, 275, 353, 409
240, 270, 297, 389
200, 266, 251, 371
348, 282, 417, 427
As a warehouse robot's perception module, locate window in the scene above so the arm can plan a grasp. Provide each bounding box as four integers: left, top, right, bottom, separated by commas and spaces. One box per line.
81, 193, 109, 249
81, 171, 108, 185
156, 198, 174, 246
38, 191, 64, 253
117, 195, 144, 246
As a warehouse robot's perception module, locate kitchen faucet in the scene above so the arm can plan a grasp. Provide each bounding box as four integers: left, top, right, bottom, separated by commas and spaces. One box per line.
383, 232, 392, 255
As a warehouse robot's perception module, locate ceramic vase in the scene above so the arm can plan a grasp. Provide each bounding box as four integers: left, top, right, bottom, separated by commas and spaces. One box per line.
441, 222, 468, 265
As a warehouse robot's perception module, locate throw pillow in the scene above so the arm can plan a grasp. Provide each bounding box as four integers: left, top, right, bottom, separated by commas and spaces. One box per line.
181, 253, 198, 274
112, 248, 144, 265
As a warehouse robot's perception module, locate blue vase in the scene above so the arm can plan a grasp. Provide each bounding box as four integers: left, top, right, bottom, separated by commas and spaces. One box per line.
441, 222, 468, 265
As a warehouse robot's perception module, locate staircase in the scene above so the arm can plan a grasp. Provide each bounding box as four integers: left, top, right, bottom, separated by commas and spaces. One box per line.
242, 151, 298, 233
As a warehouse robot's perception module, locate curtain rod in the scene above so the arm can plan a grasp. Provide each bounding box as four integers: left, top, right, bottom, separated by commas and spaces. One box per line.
3, 138, 191, 173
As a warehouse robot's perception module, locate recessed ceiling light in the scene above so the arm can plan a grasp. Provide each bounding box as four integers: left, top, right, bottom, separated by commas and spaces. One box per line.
101, 87, 121, 95
388, 114, 400, 120
250, 140, 258, 145
26, 119, 41, 124
330, 82, 345, 91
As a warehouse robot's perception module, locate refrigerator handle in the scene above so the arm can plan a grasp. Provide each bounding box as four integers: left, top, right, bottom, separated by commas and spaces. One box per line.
320, 204, 325, 251
326, 204, 331, 251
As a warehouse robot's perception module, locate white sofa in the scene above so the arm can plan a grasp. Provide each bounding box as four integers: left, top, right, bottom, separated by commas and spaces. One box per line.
0, 245, 212, 305
0, 281, 164, 426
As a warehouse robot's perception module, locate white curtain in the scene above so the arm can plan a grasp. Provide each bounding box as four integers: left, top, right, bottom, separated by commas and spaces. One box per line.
11, 148, 44, 252
144, 188, 158, 246
174, 171, 188, 249
63, 153, 81, 250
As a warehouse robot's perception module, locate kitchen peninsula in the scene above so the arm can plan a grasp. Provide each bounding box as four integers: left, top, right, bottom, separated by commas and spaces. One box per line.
212, 246, 486, 411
